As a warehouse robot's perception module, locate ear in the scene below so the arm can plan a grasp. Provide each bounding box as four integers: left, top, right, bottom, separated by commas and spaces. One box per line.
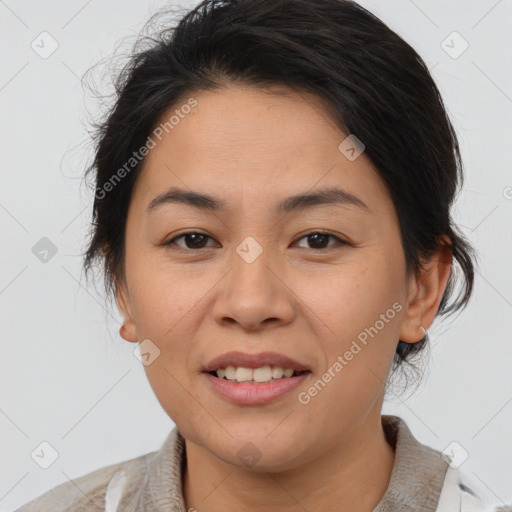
399, 235, 453, 343
115, 279, 138, 343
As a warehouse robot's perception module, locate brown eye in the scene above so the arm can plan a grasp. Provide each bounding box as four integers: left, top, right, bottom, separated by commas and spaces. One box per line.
166, 232, 215, 250
295, 232, 346, 250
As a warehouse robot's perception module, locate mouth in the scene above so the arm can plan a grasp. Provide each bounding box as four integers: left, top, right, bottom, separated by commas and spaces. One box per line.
201, 351, 312, 404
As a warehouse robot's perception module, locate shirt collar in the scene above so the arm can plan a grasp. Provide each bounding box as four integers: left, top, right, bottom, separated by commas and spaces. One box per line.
128, 414, 449, 511
374, 415, 449, 511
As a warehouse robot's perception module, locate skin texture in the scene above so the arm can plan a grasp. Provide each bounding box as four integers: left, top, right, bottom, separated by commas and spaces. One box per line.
115, 84, 453, 511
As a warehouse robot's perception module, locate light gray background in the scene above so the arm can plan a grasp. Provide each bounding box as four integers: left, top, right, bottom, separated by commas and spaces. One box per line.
1, 0, 511, 509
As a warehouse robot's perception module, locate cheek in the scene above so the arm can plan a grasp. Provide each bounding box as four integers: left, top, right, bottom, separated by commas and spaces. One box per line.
125, 258, 219, 381
142, 361, 193, 429
303, 258, 402, 381
303, 260, 400, 335
126, 252, 204, 332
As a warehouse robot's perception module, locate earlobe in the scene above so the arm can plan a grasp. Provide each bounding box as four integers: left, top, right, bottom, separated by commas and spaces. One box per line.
115, 282, 139, 343
119, 323, 138, 343
399, 236, 453, 344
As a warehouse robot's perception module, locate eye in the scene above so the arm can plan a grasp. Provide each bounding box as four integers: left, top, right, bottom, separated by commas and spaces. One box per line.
294, 231, 347, 250
165, 232, 217, 250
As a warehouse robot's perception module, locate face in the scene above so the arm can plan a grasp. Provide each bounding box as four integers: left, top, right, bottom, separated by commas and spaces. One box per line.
116, 84, 449, 471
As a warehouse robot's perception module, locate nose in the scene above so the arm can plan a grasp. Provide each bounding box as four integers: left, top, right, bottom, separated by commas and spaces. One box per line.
211, 241, 296, 332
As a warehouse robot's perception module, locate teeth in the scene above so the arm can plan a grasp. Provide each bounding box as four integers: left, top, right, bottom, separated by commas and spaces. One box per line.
271, 367, 284, 379
253, 366, 272, 382
225, 366, 237, 380
214, 365, 302, 383
235, 367, 253, 382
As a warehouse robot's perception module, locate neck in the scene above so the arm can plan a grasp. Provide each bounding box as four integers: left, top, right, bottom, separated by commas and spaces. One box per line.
182, 412, 396, 512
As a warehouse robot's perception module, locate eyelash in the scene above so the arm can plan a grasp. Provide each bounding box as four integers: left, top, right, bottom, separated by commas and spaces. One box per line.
163, 231, 348, 251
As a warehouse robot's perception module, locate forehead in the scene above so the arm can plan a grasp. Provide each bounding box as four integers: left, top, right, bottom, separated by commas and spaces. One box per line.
131, 85, 392, 217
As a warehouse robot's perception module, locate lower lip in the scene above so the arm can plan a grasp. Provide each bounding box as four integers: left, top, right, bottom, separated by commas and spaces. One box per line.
202, 372, 311, 405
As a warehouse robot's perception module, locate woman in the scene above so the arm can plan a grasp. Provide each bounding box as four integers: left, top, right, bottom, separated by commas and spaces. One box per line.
15, 0, 509, 511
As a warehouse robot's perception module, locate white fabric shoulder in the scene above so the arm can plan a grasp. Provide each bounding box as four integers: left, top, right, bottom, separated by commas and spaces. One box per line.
436, 465, 511, 512
104, 470, 127, 512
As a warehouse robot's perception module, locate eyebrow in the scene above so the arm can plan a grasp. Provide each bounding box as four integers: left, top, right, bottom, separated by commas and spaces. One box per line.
146, 186, 372, 215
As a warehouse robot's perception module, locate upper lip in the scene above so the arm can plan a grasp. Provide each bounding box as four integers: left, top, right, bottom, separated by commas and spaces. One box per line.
202, 351, 311, 372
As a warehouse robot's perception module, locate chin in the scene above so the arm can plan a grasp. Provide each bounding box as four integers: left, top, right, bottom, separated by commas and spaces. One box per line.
207, 429, 311, 473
